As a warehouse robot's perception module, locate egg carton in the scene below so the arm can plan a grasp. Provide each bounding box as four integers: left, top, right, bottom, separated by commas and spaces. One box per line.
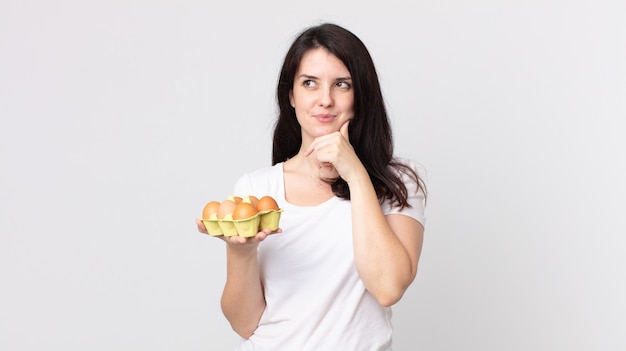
202, 209, 283, 238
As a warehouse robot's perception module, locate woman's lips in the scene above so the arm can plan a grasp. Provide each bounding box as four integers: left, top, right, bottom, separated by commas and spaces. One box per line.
314, 114, 336, 123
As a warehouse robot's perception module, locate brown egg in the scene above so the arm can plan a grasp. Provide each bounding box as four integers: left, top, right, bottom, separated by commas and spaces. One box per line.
257, 195, 279, 211
202, 201, 221, 219
232, 202, 258, 220
242, 195, 259, 209
217, 199, 237, 220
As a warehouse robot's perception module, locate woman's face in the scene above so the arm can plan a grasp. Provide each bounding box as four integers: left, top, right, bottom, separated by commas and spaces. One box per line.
289, 47, 355, 145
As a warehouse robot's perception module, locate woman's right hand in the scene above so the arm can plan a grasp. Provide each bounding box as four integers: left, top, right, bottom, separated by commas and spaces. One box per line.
195, 218, 281, 246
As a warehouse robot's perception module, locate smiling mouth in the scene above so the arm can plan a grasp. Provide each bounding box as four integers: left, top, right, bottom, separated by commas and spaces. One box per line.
314, 114, 335, 122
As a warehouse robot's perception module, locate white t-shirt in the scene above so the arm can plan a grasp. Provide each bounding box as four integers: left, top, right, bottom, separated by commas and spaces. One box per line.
231, 160, 425, 351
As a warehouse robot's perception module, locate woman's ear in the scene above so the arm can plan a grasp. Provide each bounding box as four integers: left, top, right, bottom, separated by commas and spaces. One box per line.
289, 91, 295, 108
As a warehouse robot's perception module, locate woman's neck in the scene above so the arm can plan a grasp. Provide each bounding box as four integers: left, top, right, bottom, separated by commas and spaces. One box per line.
283, 154, 335, 206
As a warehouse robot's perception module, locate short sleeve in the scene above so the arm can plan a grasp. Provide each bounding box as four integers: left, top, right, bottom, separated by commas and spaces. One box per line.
380, 159, 426, 228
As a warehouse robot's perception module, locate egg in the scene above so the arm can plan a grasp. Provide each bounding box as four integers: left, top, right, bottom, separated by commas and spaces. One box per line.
257, 195, 279, 211
242, 195, 259, 209
217, 199, 237, 220
232, 202, 258, 220
202, 201, 221, 219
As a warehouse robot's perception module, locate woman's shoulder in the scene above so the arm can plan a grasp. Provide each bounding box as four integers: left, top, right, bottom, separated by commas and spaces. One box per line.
390, 156, 425, 178
383, 157, 427, 225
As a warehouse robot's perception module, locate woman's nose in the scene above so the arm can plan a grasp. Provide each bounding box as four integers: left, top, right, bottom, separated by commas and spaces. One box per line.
318, 88, 334, 107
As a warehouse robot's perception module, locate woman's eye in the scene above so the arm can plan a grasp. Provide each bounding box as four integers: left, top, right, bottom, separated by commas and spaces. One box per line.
303, 80, 316, 88
337, 81, 351, 89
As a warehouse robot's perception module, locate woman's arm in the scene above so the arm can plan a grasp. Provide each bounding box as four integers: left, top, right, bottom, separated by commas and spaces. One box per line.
347, 173, 424, 306
196, 220, 271, 338
304, 122, 424, 306
221, 243, 265, 338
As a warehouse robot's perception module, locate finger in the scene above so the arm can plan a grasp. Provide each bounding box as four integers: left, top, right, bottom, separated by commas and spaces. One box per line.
226, 235, 247, 244
340, 119, 350, 140
195, 218, 208, 233
304, 144, 314, 157
304, 144, 322, 168
321, 162, 334, 171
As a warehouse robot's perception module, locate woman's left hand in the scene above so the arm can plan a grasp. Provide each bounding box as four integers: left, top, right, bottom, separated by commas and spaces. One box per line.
304, 120, 364, 182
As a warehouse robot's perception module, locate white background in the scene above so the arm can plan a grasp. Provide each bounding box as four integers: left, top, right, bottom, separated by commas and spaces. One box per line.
1, 1, 625, 350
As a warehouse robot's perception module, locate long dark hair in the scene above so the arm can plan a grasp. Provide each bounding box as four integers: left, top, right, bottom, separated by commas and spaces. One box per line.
272, 23, 426, 209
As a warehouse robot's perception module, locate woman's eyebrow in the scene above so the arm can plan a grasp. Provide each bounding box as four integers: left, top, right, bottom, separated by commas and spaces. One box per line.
296, 74, 318, 80
296, 74, 352, 81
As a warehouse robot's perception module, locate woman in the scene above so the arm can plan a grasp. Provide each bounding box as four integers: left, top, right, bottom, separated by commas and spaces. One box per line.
197, 22, 426, 350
